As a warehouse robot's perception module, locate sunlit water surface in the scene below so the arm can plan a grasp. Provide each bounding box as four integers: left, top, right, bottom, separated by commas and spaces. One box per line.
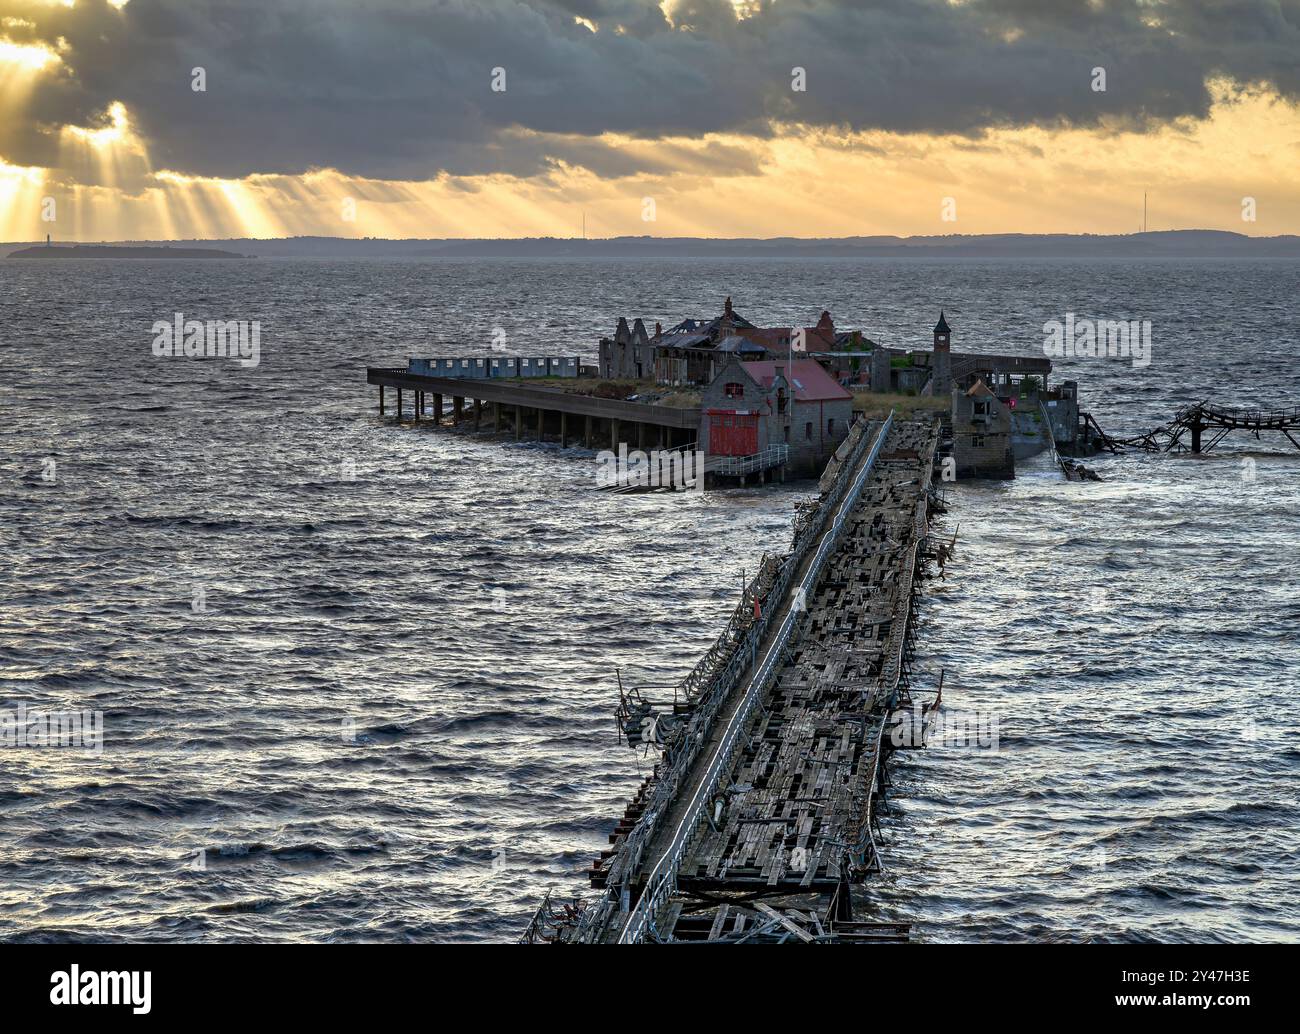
1, 258, 1296, 942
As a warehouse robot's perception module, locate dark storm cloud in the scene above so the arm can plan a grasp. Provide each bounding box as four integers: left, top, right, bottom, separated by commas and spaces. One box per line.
3, 0, 1298, 181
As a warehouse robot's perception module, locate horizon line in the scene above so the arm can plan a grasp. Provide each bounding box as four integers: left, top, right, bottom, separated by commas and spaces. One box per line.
9, 228, 1300, 246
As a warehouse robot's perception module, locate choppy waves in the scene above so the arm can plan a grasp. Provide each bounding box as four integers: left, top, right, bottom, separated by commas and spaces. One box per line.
1, 258, 1297, 942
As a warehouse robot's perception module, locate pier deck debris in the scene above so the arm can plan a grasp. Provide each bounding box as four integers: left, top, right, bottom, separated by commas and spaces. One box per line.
525, 414, 942, 944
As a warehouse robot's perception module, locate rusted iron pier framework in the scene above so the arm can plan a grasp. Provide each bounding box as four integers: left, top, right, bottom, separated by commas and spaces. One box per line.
1103, 401, 1300, 454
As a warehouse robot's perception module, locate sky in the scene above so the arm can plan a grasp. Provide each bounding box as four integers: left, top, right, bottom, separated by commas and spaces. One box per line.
1, 0, 1298, 241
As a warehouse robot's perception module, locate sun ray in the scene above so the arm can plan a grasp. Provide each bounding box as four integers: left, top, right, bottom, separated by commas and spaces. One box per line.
56, 101, 155, 194
4, 73, 1297, 240
0, 159, 47, 240
0, 37, 58, 72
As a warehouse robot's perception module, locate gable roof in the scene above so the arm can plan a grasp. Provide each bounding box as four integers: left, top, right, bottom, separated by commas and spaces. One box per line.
703, 311, 757, 332
736, 359, 853, 402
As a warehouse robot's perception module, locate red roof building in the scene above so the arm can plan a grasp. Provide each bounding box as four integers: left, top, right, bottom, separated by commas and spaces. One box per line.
736, 359, 853, 402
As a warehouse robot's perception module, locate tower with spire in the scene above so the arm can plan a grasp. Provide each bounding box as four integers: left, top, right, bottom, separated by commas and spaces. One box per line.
932, 311, 953, 395
934, 311, 951, 351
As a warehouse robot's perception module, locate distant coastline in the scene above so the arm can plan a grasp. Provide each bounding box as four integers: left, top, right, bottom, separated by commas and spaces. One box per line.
2, 231, 1297, 260
8, 244, 246, 260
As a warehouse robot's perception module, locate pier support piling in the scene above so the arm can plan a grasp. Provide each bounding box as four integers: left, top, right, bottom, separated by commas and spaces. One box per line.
365, 369, 703, 461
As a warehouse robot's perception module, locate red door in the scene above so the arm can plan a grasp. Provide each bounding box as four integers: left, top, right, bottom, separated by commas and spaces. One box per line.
707, 411, 759, 456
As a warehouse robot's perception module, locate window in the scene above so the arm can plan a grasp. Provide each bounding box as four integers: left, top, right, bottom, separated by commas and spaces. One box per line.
805, 421, 813, 440
492, 359, 500, 368
973, 400, 989, 415
827, 418, 835, 436
972, 434, 986, 448
776, 388, 787, 414
724, 382, 744, 399
477, 358, 485, 367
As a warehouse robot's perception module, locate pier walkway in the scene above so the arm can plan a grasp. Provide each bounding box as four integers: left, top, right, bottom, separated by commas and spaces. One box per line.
524, 414, 942, 944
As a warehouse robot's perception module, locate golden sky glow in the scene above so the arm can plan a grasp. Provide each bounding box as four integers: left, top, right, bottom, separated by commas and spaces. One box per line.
0, 36, 56, 69
2, 3, 1299, 242
4, 87, 1297, 243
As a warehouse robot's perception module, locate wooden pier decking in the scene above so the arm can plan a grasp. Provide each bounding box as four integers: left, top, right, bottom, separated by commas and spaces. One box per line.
523, 414, 943, 944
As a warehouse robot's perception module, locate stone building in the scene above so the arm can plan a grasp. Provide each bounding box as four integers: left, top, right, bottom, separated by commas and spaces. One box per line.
600, 316, 655, 380
601, 298, 760, 381
600, 298, 852, 387
699, 356, 854, 475
951, 379, 1014, 478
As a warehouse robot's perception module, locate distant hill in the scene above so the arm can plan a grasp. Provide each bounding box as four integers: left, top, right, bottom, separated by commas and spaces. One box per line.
3, 231, 1297, 260
8, 244, 246, 259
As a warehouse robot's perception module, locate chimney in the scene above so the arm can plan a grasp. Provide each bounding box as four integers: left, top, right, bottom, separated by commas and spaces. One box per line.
724, 296, 733, 318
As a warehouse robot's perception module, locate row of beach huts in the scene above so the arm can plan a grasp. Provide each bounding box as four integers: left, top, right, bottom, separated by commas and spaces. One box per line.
408, 355, 585, 379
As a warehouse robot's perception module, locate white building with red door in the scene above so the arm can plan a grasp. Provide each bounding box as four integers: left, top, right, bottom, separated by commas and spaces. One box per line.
699, 356, 854, 476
